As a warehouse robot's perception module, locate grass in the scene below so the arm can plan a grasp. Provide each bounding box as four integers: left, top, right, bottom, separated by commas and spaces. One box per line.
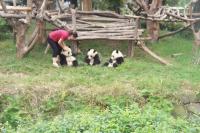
0, 35, 200, 132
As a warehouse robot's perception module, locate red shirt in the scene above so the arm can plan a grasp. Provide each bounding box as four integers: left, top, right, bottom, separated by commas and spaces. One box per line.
49, 30, 69, 42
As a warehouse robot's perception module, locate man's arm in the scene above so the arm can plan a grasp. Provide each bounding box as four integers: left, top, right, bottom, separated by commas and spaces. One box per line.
58, 38, 65, 49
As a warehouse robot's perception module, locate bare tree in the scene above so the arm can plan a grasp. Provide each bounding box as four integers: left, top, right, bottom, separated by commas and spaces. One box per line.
191, 0, 200, 64
129, 0, 163, 41
0, 0, 47, 58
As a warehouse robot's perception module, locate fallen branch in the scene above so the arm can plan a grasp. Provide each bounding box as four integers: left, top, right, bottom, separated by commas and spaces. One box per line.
171, 53, 183, 58
138, 41, 171, 66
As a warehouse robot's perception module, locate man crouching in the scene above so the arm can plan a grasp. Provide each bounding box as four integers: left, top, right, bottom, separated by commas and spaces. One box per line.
47, 29, 78, 67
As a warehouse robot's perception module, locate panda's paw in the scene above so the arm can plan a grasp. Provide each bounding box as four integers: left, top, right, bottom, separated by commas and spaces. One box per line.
53, 63, 60, 68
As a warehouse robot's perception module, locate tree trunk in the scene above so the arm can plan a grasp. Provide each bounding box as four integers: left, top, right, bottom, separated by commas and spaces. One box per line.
147, 0, 162, 41
147, 20, 160, 41
32, 0, 47, 44
193, 31, 200, 64
192, 0, 200, 64
82, 0, 92, 11
15, 22, 28, 58
37, 20, 47, 44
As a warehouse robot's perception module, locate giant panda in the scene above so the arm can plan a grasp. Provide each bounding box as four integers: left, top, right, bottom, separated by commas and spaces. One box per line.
104, 50, 124, 68
85, 49, 101, 66
60, 47, 78, 67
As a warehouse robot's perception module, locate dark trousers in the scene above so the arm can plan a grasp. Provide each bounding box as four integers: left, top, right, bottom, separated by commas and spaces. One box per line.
47, 37, 62, 57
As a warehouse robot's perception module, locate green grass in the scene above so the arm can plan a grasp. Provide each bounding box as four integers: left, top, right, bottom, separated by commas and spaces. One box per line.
0, 36, 200, 132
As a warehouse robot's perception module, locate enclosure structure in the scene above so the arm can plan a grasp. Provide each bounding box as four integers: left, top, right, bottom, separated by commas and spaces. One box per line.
1, 0, 200, 65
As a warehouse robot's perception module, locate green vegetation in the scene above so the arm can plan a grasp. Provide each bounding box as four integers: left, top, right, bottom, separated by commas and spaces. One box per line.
0, 36, 200, 132
0, 18, 12, 40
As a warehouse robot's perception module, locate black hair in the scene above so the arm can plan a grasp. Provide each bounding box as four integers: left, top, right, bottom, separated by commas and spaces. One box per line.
68, 31, 78, 38
72, 32, 78, 38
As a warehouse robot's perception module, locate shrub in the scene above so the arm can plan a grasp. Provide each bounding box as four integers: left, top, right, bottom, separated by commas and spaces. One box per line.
2, 101, 200, 133
0, 18, 12, 40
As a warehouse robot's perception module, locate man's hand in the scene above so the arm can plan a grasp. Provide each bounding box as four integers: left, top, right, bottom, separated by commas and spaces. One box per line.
58, 38, 66, 49
63, 45, 70, 51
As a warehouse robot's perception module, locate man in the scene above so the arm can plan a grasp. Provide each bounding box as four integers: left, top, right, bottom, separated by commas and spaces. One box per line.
47, 29, 78, 67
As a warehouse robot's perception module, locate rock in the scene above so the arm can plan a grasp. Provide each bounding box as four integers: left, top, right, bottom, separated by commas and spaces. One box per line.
177, 89, 196, 105
179, 94, 196, 105
172, 105, 188, 118
186, 103, 200, 116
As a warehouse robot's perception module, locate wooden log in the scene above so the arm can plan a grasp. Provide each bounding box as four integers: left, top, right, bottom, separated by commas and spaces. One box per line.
56, 0, 64, 13
78, 32, 135, 37
76, 27, 136, 31
71, 8, 78, 55
78, 29, 141, 33
138, 41, 171, 66
125, 14, 183, 22
128, 41, 135, 57
82, 0, 92, 11
0, 12, 26, 18
166, 12, 200, 22
51, 13, 72, 20
79, 17, 128, 23
77, 10, 128, 19
76, 36, 151, 41
0, 0, 8, 13
158, 23, 193, 40
13, 0, 16, 6
171, 53, 183, 58
0, 6, 32, 12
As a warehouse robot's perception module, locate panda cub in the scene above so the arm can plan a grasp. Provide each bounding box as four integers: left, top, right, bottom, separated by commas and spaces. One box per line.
60, 47, 78, 67
104, 50, 124, 68
85, 49, 101, 66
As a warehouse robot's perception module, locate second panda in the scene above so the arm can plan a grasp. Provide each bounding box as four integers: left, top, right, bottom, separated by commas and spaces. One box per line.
85, 49, 101, 66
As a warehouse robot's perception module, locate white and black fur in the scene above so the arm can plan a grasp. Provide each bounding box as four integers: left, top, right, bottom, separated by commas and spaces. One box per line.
104, 50, 124, 68
85, 49, 101, 66
60, 47, 78, 67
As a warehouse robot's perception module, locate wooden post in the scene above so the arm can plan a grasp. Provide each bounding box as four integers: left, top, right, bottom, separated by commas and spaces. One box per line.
13, 0, 16, 6
82, 0, 92, 11
128, 18, 139, 57
12, 0, 17, 43
128, 41, 134, 57
61, 0, 64, 5
71, 8, 78, 54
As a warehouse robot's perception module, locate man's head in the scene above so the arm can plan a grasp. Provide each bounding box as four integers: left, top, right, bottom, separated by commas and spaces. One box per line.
68, 31, 78, 40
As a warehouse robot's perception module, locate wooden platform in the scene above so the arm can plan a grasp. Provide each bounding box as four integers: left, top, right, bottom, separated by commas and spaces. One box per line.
44, 10, 145, 41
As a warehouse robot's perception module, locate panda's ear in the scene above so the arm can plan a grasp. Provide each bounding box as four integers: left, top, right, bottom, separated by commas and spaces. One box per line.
68, 45, 71, 48
88, 49, 91, 52
93, 50, 96, 53
116, 50, 119, 53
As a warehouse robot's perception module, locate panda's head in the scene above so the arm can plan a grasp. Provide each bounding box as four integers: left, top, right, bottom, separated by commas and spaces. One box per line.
61, 46, 72, 57
111, 50, 124, 60
87, 49, 98, 60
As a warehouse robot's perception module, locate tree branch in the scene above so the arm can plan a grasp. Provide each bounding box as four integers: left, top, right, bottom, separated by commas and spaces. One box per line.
158, 23, 193, 40
0, 0, 8, 13
138, 41, 171, 66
